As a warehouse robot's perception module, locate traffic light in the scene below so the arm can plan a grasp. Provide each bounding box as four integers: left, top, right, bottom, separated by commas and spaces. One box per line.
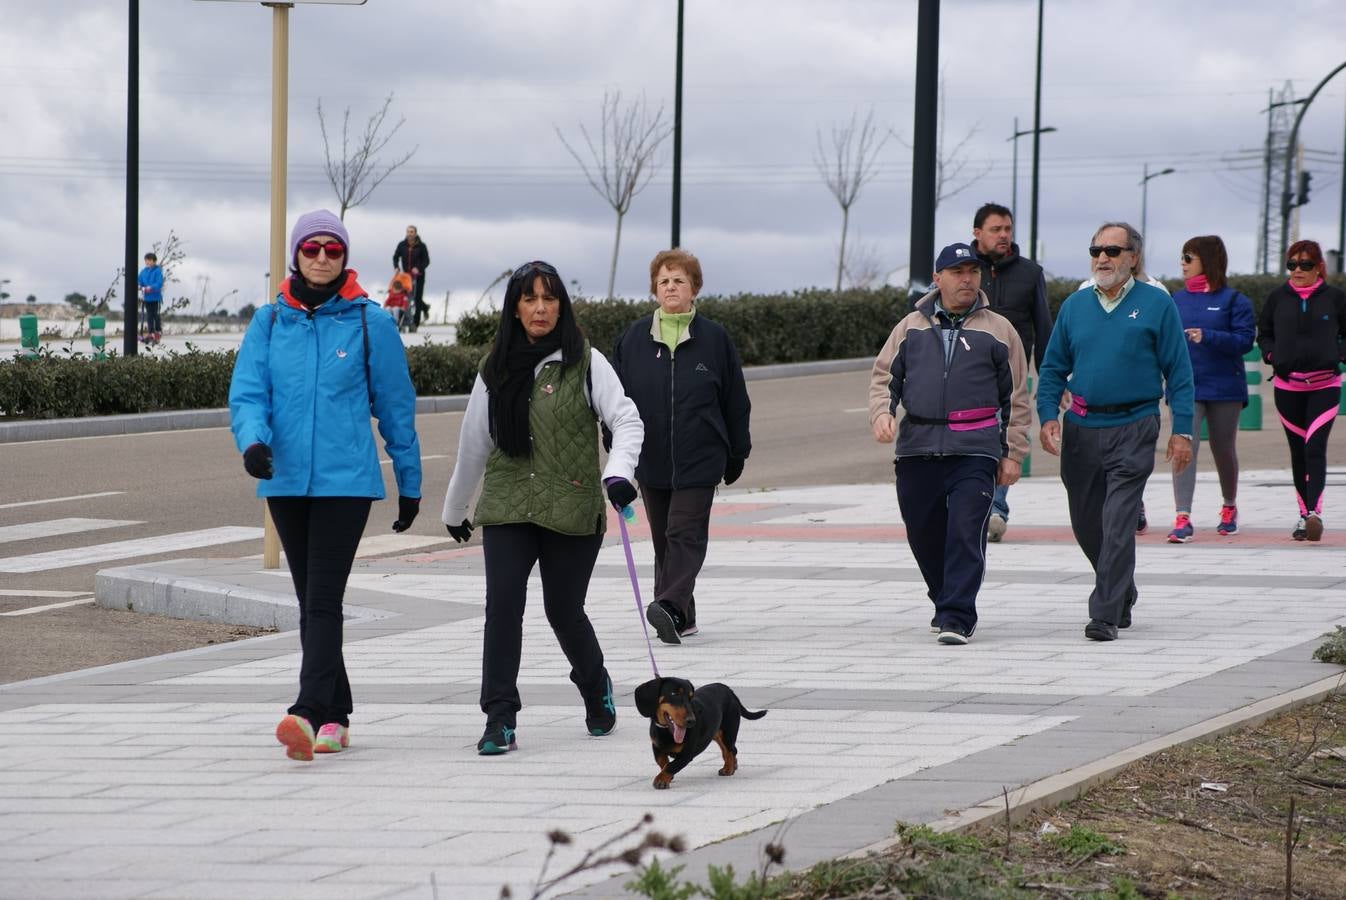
1298, 170, 1313, 206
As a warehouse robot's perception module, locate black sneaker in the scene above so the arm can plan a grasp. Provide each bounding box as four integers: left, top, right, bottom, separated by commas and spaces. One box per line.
646, 601, 683, 645
937, 622, 974, 645
929, 615, 941, 634
1136, 504, 1148, 535
1119, 591, 1137, 629
584, 673, 617, 737
477, 720, 517, 755
1292, 516, 1308, 541
1085, 619, 1118, 642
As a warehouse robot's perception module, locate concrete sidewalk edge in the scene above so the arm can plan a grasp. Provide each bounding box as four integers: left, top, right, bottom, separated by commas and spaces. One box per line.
849, 670, 1346, 859
0, 357, 872, 443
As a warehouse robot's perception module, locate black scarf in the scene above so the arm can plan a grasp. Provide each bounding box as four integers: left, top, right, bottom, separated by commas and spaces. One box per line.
488, 327, 563, 457
291, 270, 349, 309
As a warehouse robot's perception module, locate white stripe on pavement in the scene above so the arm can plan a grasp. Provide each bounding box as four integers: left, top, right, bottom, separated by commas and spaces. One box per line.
0, 597, 95, 616
0, 526, 263, 573
0, 589, 92, 598
0, 491, 125, 510
380, 454, 449, 466
0, 518, 141, 543
353, 533, 456, 558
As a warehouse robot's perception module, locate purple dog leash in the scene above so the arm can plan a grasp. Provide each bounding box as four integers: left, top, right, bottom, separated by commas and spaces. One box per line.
617, 508, 660, 677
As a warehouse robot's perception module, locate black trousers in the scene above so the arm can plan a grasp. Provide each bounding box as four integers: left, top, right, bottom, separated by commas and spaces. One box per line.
640, 486, 715, 625
1060, 416, 1158, 626
1274, 385, 1340, 515
411, 276, 429, 328
267, 496, 371, 728
895, 456, 997, 632
480, 523, 606, 726
143, 302, 161, 333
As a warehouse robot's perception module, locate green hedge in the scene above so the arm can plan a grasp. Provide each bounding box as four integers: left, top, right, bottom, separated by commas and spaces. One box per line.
0, 343, 488, 420
456, 286, 909, 366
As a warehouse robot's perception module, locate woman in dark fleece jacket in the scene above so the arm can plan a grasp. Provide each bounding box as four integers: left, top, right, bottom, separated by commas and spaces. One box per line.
1258, 239, 1346, 541
610, 249, 751, 645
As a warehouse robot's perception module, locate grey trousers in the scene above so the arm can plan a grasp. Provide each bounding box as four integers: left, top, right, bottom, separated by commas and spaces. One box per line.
1060, 415, 1159, 626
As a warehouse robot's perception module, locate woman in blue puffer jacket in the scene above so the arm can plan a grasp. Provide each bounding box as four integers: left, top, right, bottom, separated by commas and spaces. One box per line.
229, 209, 422, 762
1164, 235, 1255, 544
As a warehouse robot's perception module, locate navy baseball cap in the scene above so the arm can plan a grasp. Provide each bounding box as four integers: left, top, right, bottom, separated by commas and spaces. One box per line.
934, 242, 980, 272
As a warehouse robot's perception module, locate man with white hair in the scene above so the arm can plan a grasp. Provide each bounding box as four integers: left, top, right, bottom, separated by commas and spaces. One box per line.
1037, 222, 1194, 642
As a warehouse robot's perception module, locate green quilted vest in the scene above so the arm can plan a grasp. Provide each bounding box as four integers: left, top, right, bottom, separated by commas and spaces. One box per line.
473, 347, 606, 536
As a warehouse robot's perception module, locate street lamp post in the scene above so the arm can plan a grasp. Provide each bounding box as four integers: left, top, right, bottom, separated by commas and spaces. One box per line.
1008, 117, 1055, 222
1280, 60, 1346, 265
1140, 163, 1175, 239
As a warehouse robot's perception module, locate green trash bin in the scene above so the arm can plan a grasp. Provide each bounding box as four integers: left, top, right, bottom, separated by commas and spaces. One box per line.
1239, 357, 1263, 431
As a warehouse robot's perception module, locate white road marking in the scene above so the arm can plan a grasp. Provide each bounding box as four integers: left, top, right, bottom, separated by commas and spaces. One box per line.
841, 407, 869, 413
0, 597, 95, 616
0, 491, 125, 510
0, 518, 141, 543
0, 589, 92, 598
380, 454, 449, 466
0, 526, 263, 573
353, 533, 455, 558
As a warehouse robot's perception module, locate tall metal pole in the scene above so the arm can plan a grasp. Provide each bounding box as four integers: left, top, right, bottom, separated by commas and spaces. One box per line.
1140, 162, 1149, 239
1259, 89, 1274, 273
1028, 0, 1044, 261
123, 0, 139, 357
1010, 116, 1019, 221
262, 1, 291, 570
1338, 89, 1346, 273
1279, 60, 1346, 265
670, 0, 683, 249
908, 0, 939, 292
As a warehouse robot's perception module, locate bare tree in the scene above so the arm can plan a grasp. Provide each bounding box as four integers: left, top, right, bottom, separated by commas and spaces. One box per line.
815, 108, 890, 292
557, 91, 671, 299
318, 93, 418, 220
893, 80, 992, 210
840, 231, 885, 290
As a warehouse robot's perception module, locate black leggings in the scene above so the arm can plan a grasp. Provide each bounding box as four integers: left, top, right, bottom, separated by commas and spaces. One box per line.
1274, 386, 1340, 515
267, 496, 371, 728
479, 523, 606, 726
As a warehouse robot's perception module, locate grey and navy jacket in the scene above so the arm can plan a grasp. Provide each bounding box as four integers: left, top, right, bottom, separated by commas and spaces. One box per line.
868, 288, 1031, 462
611, 311, 751, 489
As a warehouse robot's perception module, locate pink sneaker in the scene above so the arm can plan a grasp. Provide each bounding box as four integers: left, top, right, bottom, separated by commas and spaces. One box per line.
275, 714, 315, 761
313, 723, 349, 754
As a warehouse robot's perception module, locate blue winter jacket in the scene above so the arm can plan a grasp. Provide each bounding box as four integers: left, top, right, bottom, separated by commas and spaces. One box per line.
228, 272, 422, 500
137, 265, 164, 302
1171, 286, 1255, 404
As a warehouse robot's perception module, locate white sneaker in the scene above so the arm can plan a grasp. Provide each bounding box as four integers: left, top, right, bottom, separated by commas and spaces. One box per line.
987, 514, 1007, 543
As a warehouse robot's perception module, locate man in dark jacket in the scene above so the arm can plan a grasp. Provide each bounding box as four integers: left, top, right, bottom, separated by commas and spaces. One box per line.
611, 249, 751, 644
971, 202, 1052, 543
869, 242, 1031, 645
392, 225, 431, 331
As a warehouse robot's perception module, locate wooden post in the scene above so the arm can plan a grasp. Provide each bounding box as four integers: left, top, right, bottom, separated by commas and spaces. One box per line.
262, 2, 290, 570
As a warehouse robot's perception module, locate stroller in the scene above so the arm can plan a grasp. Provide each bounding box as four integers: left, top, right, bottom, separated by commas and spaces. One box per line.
384, 271, 414, 333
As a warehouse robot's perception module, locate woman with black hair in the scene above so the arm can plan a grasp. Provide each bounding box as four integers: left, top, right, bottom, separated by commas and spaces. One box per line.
1258, 239, 1346, 541
441, 261, 644, 755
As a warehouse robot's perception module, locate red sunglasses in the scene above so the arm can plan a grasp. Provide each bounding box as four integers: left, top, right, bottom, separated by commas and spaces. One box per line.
298, 240, 346, 260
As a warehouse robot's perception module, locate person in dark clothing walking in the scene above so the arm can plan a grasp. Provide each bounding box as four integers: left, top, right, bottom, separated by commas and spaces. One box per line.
869, 242, 1031, 645
1257, 239, 1346, 541
610, 249, 752, 645
969, 203, 1052, 543
392, 224, 431, 330
441, 260, 644, 755
230, 208, 423, 761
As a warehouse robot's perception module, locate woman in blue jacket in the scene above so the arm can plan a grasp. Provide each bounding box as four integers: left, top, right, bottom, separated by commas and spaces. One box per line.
229, 209, 422, 762
1165, 235, 1255, 543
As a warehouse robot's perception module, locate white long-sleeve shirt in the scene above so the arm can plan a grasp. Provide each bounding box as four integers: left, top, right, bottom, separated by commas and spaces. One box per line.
441, 348, 644, 526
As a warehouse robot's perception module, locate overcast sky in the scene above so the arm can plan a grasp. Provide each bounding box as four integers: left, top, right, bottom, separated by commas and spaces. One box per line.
3, 0, 1345, 316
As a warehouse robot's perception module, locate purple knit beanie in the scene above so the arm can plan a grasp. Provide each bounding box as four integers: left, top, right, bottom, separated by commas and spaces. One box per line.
289, 209, 350, 271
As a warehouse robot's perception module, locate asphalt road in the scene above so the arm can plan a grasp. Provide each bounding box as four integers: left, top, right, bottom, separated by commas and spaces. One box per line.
0, 369, 1300, 681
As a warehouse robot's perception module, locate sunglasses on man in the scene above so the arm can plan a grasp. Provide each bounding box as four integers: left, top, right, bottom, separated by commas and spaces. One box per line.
1287, 260, 1318, 272
1088, 244, 1131, 258
298, 240, 346, 260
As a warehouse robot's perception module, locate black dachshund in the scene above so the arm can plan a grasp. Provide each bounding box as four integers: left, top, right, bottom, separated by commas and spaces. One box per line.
634, 676, 767, 789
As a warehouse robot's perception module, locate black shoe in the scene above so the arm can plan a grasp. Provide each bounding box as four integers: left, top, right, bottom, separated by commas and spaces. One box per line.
1119, 592, 1137, 629
937, 622, 974, 645
1136, 504, 1148, 535
929, 615, 941, 634
477, 720, 517, 755
584, 673, 617, 737
646, 601, 683, 645
1085, 619, 1118, 642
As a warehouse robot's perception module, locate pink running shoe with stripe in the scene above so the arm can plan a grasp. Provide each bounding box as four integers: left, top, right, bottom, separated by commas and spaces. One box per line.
275, 714, 315, 762
313, 723, 350, 754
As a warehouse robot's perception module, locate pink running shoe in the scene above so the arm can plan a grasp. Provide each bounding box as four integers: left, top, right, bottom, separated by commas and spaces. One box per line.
275, 714, 315, 761
313, 723, 349, 754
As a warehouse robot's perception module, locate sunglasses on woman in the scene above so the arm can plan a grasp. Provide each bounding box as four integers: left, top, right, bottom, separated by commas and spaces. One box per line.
1088, 244, 1130, 258
298, 240, 346, 260
1181, 254, 1196, 264
1287, 260, 1318, 272
512, 260, 559, 280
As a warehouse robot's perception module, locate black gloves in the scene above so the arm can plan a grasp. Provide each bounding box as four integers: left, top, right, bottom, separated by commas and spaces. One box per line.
446, 519, 474, 543
243, 442, 273, 480
392, 496, 420, 532
605, 478, 637, 511
723, 457, 744, 486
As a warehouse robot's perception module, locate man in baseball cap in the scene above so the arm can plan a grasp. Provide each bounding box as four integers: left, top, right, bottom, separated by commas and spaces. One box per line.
866, 242, 1031, 645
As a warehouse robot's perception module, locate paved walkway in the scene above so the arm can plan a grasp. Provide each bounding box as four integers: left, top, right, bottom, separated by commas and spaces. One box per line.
2, 469, 1344, 899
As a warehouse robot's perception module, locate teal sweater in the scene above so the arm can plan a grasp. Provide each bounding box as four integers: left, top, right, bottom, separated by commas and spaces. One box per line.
1037, 281, 1194, 434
